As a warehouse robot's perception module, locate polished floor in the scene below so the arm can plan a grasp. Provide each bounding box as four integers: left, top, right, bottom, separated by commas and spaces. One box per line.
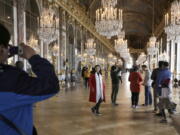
34, 73, 179, 135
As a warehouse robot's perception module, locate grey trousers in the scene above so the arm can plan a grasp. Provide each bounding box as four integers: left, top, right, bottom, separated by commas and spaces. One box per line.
153, 86, 158, 111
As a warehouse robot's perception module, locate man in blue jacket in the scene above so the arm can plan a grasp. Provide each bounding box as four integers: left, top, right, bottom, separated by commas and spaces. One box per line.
0, 24, 59, 135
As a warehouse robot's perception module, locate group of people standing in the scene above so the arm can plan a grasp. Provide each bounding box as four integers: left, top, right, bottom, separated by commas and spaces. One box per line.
129, 61, 176, 123
83, 61, 176, 123
129, 65, 152, 109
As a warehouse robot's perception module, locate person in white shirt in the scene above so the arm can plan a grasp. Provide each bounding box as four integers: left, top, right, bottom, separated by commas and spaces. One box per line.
142, 65, 152, 106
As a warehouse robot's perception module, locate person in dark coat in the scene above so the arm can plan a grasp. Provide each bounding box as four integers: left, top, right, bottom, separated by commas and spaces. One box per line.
151, 61, 164, 112
0, 24, 59, 135
110, 65, 122, 106
129, 66, 143, 109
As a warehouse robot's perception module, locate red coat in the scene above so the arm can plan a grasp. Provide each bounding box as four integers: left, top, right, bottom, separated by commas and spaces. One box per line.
88, 74, 106, 103
129, 72, 143, 92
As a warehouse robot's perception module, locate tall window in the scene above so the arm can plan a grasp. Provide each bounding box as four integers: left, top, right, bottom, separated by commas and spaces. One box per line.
25, 0, 39, 40
0, 0, 13, 34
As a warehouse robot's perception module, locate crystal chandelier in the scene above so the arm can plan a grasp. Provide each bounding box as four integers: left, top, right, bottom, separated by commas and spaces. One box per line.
102, 0, 117, 7
28, 35, 39, 52
38, 6, 59, 45
147, 40, 158, 56
159, 51, 169, 61
52, 44, 59, 56
136, 53, 147, 65
120, 51, 130, 59
165, 0, 180, 39
147, 36, 158, 56
114, 31, 127, 53
108, 53, 114, 65
95, 0, 123, 38
147, 0, 158, 56
85, 38, 96, 56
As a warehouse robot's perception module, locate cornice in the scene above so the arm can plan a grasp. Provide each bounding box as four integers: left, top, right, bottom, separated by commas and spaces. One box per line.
129, 48, 145, 54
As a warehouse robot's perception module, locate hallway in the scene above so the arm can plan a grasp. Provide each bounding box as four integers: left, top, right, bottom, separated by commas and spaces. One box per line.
34, 74, 178, 135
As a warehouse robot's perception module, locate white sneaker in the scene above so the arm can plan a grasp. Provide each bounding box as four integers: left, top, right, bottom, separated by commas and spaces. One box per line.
135, 106, 140, 109
132, 105, 136, 109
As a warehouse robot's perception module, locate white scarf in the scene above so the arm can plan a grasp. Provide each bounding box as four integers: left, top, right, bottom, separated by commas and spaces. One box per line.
95, 73, 104, 103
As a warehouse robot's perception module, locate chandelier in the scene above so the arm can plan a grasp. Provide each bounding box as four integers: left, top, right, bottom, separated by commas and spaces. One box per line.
38, 7, 59, 45
114, 31, 127, 53
159, 51, 169, 61
136, 53, 147, 65
147, 39, 158, 56
52, 44, 59, 56
165, 0, 180, 39
120, 51, 130, 59
95, 0, 123, 38
102, 0, 117, 7
28, 35, 39, 52
147, 0, 158, 56
85, 38, 96, 56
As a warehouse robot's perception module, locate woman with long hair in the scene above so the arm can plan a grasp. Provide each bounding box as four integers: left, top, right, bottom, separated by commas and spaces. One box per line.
89, 65, 105, 115
129, 66, 143, 109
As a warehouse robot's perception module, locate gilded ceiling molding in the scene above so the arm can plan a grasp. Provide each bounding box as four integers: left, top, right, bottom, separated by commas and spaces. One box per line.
55, 0, 115, 53
154, 19, 164, 38
129, 48, 144, 54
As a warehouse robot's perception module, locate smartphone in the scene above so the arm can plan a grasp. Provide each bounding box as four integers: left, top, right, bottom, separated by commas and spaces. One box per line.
8, 45, 23, 57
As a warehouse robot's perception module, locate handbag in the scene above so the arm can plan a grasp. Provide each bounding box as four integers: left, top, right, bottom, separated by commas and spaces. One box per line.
0, 114, 27, 135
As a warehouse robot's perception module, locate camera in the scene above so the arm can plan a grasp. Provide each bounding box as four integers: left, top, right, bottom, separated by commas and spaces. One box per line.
8, 45, 23, 57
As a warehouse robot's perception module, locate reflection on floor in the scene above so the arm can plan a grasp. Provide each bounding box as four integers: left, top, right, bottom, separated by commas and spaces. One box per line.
34, 73, 179, 135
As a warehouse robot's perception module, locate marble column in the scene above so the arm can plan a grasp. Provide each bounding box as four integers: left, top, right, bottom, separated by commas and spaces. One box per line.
16, 0, 27, 70
72, 22, 77, 69
40, 41, 43, 57
59, 9, 63, 70
176, 41, 180, 79
80, 27, 83, 63
57, 30, 60, 73
13, 1, 18, 62
17, 0, 26, 43
166, 40, 170, 62
170, 40, 175, 73
57, 7, 61, 74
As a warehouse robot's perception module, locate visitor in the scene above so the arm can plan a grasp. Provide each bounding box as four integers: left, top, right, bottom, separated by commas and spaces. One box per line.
71, 69, 76, 87
128, 66, 143, 109
142, 65, 152, 106
156, 62, 174, 123
151, 61, 164, 112
84, 67, 90, 88
89, 65, 105, 115
0, 24, 59, 135
111, 64, 122, 106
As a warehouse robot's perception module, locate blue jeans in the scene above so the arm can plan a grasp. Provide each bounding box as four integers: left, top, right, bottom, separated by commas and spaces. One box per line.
145, 86, 152, 105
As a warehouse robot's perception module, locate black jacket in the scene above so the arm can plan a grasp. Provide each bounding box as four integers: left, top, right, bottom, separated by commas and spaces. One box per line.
111, 67, 121, 84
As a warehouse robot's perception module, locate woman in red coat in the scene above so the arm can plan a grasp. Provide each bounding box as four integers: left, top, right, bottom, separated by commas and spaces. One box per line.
89, 65, 105, 115
129, 66, 143, 109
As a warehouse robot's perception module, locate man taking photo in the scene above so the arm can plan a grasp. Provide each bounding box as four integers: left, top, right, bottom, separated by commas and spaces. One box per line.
0, 24, 59, 135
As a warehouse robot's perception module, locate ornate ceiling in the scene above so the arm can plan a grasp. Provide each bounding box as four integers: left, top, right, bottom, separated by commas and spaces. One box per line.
79, 0, 173, 49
